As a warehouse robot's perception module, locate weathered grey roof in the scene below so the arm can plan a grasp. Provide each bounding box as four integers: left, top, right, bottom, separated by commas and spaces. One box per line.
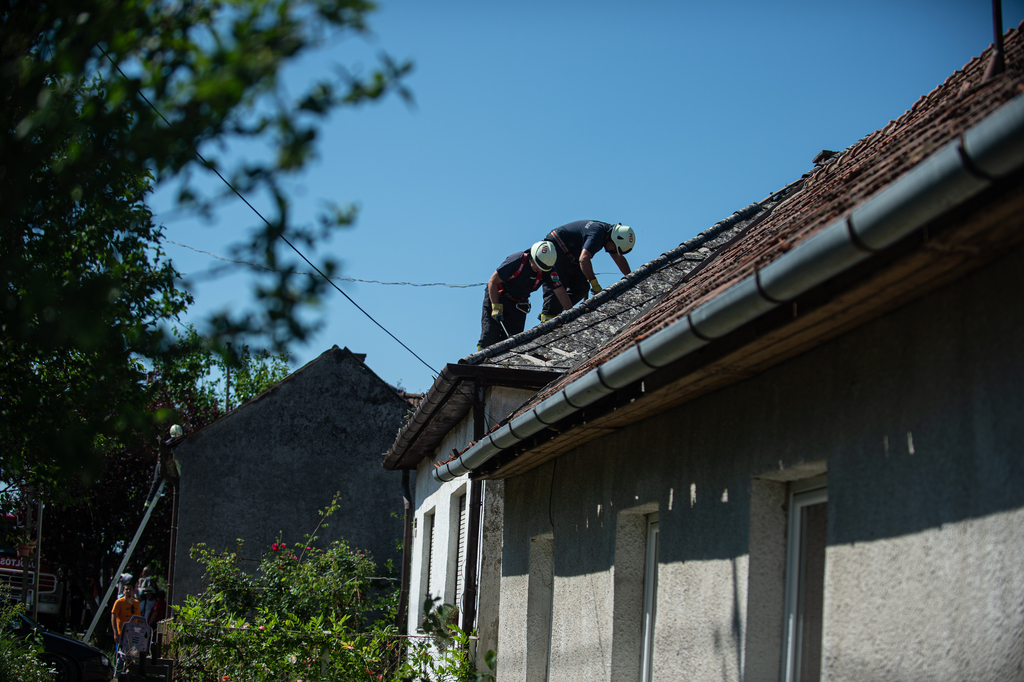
458, 182, 805, 375
170, 345, 407, 446
394, 28, 1024, 481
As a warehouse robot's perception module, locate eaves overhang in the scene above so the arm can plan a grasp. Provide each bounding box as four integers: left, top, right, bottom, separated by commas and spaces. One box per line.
382, 363, 561, 470
432, 90, 1024, 483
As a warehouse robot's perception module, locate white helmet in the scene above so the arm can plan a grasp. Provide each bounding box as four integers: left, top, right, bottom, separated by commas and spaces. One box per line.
609, 223, 635, 254
530, 241, 557, 271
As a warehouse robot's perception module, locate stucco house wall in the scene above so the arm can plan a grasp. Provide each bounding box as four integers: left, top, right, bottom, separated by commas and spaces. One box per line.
407, 386, 534, 651
171, 347, 410, 604
497, 242, 1024, 681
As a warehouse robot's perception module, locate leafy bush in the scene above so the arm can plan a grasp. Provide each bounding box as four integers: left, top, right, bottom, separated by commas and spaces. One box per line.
170, 502, 492, 681
170, 503, 402, 681
0, 603, 53, 682
398, 597, 496, 682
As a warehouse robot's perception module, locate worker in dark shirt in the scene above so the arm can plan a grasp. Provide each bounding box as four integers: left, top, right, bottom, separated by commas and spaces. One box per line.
479, 241, 572, 349
540, 220, 636, 319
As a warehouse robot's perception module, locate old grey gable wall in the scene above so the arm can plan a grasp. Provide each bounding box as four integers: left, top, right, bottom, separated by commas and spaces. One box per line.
172, 349, 408, 604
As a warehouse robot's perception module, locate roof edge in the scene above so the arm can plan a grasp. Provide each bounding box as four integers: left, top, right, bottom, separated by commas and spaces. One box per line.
382, 363, 560, 470
432, 91, 1024, 483
169, 346, 403, 447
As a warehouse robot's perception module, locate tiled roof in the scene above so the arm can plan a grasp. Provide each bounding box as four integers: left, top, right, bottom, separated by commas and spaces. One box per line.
405, 27, 1024, 483
460, 183, 813, 374
483, 26, 1024, 416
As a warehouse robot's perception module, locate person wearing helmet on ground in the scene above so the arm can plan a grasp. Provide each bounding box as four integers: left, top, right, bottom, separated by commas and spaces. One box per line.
539, 220, 636, 320
478, 241, 572, 349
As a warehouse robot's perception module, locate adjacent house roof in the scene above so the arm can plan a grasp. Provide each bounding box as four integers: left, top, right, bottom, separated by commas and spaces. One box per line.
428, 27, 1024, 482
170, 345, 408, 446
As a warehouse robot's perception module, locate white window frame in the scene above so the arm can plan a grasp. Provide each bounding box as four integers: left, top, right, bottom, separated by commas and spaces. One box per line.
423, 510, 436, 603
444, 486, 468, 606
454, 492, 468, 610
781, 475, 828, 682
640, 512, 660, 682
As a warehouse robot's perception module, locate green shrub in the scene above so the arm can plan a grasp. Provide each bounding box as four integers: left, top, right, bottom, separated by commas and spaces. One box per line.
170, 501, 490, 681
401, 598, 495, 682
170, 514, 401, 680
0, 603, 53, 682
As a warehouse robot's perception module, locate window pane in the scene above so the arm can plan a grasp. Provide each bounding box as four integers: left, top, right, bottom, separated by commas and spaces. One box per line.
640, 514, 660, 682
796, 501, 827, 682
782, 483, 827, 682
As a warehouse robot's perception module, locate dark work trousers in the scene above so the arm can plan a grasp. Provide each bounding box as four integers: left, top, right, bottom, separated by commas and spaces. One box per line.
478, 290, 529, 349
540, 247, 588, 317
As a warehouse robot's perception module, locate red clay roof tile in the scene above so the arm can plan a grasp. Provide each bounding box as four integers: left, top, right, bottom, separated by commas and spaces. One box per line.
523, 27, 1024, 411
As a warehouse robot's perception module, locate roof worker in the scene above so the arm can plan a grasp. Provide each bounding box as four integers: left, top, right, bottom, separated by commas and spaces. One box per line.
478, 241, 572, 350
539, 220, 635, 321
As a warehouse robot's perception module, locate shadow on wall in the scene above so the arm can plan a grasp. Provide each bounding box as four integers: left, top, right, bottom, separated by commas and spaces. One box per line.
501, 247, 1024, 576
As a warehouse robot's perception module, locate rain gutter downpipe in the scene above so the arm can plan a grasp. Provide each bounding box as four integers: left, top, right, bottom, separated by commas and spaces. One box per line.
396, 469, 413, 633
433, 92, 1024, 484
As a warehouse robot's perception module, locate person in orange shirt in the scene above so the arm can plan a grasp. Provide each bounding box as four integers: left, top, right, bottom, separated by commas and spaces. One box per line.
110, 581, 140, 643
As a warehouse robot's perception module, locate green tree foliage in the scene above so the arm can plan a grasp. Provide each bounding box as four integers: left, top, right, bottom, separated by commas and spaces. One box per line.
0, 0, 411, 494
155, 324, 291, 412
31, 334, 289, 634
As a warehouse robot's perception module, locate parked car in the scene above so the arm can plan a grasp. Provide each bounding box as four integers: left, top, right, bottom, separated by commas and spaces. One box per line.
11, 611, 113, 682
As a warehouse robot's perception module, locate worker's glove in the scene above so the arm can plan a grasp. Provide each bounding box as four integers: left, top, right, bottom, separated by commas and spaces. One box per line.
490, 303, 504, 322
589, 278, 602, 295
539, 313, 556, 322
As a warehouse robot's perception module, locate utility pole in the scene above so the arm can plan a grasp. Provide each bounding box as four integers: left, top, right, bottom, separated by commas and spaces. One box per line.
31, 501, 43, 621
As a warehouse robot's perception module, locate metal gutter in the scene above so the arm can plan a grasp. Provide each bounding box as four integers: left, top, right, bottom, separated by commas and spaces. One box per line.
433, 92, 1024, 483
384, 363, 560, 470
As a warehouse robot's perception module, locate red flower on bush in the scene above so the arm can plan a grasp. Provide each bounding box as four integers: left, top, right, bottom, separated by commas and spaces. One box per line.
272, 543, 279, 552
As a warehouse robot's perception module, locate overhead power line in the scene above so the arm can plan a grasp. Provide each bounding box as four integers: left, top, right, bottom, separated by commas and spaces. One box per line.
98, 46, 439, 375
167, 240, 486, 288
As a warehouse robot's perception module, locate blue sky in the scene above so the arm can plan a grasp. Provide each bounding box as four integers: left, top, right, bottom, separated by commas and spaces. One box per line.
154, 0, 1024, 394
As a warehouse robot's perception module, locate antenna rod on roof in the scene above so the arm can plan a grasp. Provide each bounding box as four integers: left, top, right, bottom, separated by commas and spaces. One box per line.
985, 0, 1005, 80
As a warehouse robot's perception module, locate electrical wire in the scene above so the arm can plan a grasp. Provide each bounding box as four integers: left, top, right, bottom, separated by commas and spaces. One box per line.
97, 46, 440, 376
167, 240, 486, 288
169, 239, 620, 287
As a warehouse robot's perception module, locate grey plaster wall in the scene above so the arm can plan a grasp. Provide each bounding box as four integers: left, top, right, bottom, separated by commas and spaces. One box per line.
498, 244, 1024, 681
477, 479, 505, 668
172, 348, 408, 604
